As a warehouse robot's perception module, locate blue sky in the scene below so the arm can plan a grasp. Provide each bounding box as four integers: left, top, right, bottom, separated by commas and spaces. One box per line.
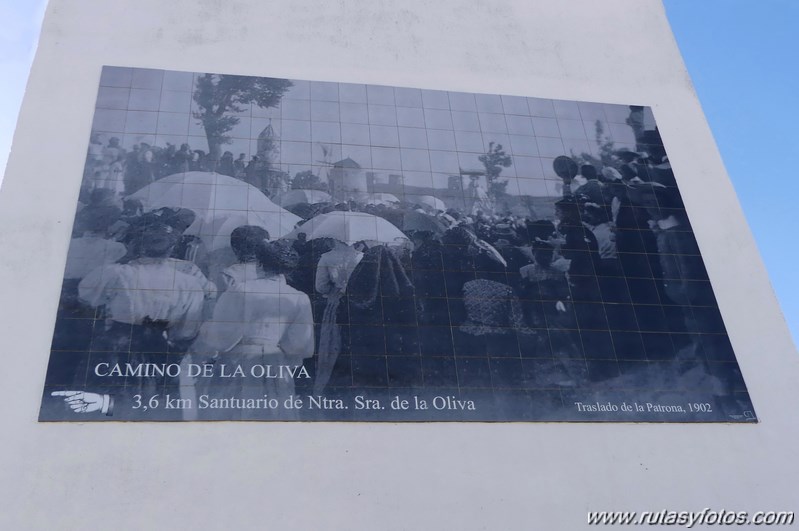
664, 0, 798, 345
0, 1, 796, 345
0, 0, 46, 177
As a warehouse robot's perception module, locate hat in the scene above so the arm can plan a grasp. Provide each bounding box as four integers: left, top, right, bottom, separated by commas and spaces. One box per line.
554, 197, 579, 208
138, 221, 180, 256
257, 239, 299, 274
601, 167, 623, 182
493, 223, 516, 236
525, 219, 556, 242
614, 149, 642, 163
625, 181, 667, 209
552, 156, 578, 179
149, 207, 196, 232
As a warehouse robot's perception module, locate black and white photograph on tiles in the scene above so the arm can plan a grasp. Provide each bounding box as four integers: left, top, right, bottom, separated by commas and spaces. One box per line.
39, 66, 756, 422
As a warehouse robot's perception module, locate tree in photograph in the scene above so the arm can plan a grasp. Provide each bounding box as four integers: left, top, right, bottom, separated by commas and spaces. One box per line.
478, 141, 513, 198
192, 74, 292, 164
291, 170, 327, 191
573, 119, 616, 168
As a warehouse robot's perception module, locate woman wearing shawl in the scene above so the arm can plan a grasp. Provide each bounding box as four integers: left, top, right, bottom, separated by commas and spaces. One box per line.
441, 226, 507, 327
456, 278, 528, 356
410, 231, 457, 360
554, 198, 602, 303
516, 241, 588, 386
341, 245, 416, 386
411, 231, 447, 326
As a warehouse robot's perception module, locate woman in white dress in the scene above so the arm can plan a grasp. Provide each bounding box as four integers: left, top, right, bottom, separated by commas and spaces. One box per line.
184, 240, 314, 420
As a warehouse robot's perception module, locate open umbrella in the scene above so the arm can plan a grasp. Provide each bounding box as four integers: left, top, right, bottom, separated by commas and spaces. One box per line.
279, 189, 332, 208
411, 195, 447, 212
400, 211, 447, 235
474, 238, 507, 268
200, 211, 303, 251
285, 201, 330, 220
127, 171, 301, 250
366, 192, 401, 206
284, 211, 409, 245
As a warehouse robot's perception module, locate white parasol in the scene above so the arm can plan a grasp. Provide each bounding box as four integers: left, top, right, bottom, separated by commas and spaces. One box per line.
278, 189, 332, 207
365, 192, 401, 206
127, 171, 301, 250
283, 211, 409, 245
412, 195, 447, 212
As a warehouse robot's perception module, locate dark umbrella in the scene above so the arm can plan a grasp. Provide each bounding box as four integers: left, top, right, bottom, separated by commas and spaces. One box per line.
401, 211, 447, 235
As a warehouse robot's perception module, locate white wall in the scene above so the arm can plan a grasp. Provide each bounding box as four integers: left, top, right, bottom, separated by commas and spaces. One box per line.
0, 0, 797, 529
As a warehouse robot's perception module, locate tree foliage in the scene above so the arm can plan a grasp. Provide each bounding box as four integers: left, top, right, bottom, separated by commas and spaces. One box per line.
192, 74, 292, 161
478, 141, 513, 197
573, 119, 616, 168
291, 170, 328, 191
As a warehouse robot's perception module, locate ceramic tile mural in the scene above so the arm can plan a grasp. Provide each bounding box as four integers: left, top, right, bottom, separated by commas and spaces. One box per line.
39, 66, 756, 422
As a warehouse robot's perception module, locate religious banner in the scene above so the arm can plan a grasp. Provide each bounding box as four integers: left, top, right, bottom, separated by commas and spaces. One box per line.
39, 66, 756, 422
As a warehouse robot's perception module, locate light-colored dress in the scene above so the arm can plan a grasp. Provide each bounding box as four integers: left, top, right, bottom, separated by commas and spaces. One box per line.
313, 245, 363, 394
78, 258, 207, 341
184, 274, 314, 419
220, 262, 259, 291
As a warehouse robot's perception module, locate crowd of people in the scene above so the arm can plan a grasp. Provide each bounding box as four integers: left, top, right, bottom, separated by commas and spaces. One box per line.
85, 133, 268, 196
48, 125, 736, 420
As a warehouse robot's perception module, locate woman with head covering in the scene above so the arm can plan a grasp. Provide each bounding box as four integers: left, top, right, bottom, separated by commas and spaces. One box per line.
440, 226, 478, 327
118, 209, 216, 300
441, 226, 508, 327
517, 241, 588, 386
453, 276, 535, 397
519, 241, 573, 329
411, 231, 447, 326
554, 198, 602, 300
458, 279, 526, 339
76, 219, 209, 401
184, 240, 314, 420
409, 231, 456, 361
337, 245, 416, 387
636, 183, 710, 363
